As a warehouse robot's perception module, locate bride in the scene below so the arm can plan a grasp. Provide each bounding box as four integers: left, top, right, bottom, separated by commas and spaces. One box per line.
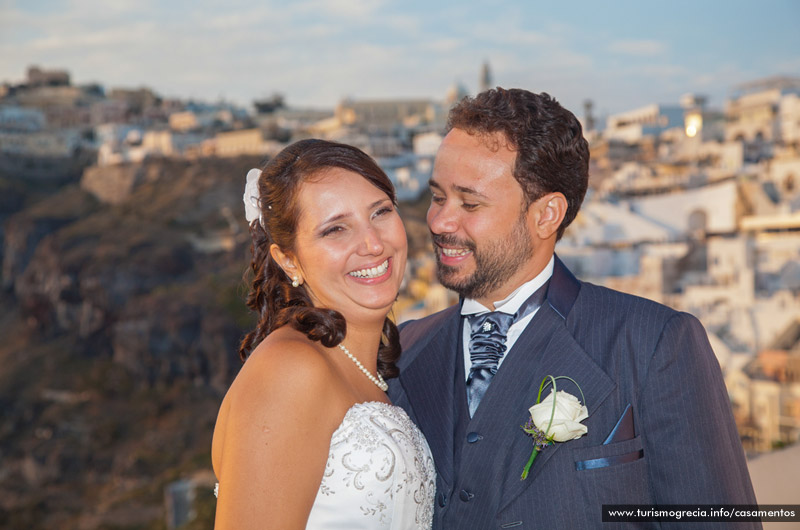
211, 139, 435, 529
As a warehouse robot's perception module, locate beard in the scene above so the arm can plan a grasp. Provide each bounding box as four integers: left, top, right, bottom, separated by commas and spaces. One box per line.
433, 212, 534, 300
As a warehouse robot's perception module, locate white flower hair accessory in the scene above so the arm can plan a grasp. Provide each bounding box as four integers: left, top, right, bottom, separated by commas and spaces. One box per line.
243, 168, 263, 225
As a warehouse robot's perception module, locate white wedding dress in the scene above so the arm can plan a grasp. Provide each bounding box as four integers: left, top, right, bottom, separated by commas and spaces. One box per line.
305, 401, 435, 529
215, 401, 435, 529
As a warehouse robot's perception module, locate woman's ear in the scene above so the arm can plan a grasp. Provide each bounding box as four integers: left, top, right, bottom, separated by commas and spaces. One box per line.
530, 192, 567, 241
270, 244, 303, 286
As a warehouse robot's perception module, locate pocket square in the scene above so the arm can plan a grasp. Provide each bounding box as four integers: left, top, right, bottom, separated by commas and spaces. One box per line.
575, 447, 644, 470
574, 404, 643, 471
603, 403, 634, 445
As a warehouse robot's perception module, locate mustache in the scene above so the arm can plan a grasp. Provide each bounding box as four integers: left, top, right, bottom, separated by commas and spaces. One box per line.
432, 233, 476, 252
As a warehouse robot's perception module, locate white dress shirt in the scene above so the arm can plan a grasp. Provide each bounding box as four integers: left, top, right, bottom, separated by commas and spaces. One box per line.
460, 255, 554, 381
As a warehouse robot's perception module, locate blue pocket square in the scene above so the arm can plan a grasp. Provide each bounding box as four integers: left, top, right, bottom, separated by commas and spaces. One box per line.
574, 404, 642, 471
575, 448, 644, 470
603, 403, 634, 445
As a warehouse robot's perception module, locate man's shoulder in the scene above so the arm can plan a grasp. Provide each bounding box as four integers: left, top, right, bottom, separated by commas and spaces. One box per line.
579, 281, 675, 309
569, 281, 711, 374
575, 281, 720, 361
398, 303, 460, 350
574, 281, 680, 328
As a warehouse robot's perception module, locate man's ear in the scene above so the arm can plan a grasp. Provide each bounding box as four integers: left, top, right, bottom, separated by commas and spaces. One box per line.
270, 244, 303, 286
530, 192, 567, 240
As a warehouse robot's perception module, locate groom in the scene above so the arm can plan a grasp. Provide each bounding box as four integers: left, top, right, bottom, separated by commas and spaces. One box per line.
389, 88, 759, 529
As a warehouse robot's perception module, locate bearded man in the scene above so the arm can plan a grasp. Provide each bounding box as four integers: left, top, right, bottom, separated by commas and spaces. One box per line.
389, 88, 759, 529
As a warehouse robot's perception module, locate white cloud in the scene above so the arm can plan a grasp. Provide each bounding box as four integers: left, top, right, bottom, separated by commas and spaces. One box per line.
608, 39, 668, 57
422, 38, 464, 53
1, 1, 797, 113
382, 13, 420, 34
291, 0, 387, 21
772, 57, 800, 74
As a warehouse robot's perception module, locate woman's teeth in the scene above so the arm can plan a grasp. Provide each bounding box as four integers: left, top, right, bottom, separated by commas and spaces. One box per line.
349, 259, 389, 279
441, 248, 471, 257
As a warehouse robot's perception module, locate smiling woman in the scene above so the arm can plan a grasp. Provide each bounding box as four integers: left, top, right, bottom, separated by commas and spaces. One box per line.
211, 139, 435, 530
286, 166, 408, 328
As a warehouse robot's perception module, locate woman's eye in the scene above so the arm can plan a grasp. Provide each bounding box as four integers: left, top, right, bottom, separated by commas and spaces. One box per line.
373, 206, 393, 218
431, 195, 445, 205
321, 226, 344, 237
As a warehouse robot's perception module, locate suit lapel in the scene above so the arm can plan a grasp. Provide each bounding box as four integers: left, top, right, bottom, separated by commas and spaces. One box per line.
398, 307, 461, 487
467, 302, 616, 511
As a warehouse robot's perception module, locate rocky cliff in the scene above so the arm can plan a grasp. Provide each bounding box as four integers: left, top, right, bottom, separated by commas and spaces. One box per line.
0, 155, 266, 528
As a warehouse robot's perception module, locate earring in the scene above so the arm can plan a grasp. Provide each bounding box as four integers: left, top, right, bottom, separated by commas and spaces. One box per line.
291, 276, 299, 288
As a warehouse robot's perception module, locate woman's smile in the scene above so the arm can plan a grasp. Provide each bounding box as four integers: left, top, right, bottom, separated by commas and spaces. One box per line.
347, 257, 391, 281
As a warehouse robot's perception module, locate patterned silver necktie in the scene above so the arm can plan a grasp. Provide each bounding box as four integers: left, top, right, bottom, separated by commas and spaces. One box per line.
465, 282, 549, 416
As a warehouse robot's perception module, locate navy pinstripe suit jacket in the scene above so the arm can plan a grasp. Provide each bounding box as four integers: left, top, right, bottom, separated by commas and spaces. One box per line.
389, 256, 759, 529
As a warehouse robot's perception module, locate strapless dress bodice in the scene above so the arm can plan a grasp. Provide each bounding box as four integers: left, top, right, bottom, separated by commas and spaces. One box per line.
305, 401, 435, 529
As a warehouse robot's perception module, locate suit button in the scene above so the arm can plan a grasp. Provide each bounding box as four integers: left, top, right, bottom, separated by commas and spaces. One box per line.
466, 432, 482, 443
438, 492, 447, 507
459, 489, 474, 502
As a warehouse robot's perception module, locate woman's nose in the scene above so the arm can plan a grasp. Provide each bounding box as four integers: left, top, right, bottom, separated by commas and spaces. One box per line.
359, 225, 384, 255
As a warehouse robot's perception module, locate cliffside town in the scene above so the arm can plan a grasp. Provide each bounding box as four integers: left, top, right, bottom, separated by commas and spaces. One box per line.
2, 65, 800, 527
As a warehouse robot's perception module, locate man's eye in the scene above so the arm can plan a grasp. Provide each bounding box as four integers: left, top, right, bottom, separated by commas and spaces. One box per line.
462, 203, 478, 211
431, 195, 445, 205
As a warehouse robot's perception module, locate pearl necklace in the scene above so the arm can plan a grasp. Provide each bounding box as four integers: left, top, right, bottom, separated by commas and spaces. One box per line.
337, 343, 388, 391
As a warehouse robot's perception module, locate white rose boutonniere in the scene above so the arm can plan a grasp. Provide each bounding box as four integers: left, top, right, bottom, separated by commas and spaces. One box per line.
521, 375, 588, 480
530, 389, 589, 441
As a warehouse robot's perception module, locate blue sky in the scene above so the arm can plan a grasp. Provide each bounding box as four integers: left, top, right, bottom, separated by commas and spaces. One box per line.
1, 0, 799, 118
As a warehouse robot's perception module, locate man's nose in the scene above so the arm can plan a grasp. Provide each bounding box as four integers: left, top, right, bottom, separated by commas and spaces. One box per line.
427, 203, 459, 234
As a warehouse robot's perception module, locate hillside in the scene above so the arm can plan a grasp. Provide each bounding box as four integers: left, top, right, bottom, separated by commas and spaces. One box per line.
0, 154, 436, 529
0, 156, 266, 529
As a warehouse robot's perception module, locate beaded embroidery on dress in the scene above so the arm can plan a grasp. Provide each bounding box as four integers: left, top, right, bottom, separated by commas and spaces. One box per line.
305, 401, 435, 529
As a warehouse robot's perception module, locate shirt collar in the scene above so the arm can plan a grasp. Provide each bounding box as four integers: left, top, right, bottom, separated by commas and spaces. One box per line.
460, 255, 555, 316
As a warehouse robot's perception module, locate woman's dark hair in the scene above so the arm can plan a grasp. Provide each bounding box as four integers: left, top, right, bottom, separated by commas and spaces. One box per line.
239, 139, 401, 380
448, 88, 590, 239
